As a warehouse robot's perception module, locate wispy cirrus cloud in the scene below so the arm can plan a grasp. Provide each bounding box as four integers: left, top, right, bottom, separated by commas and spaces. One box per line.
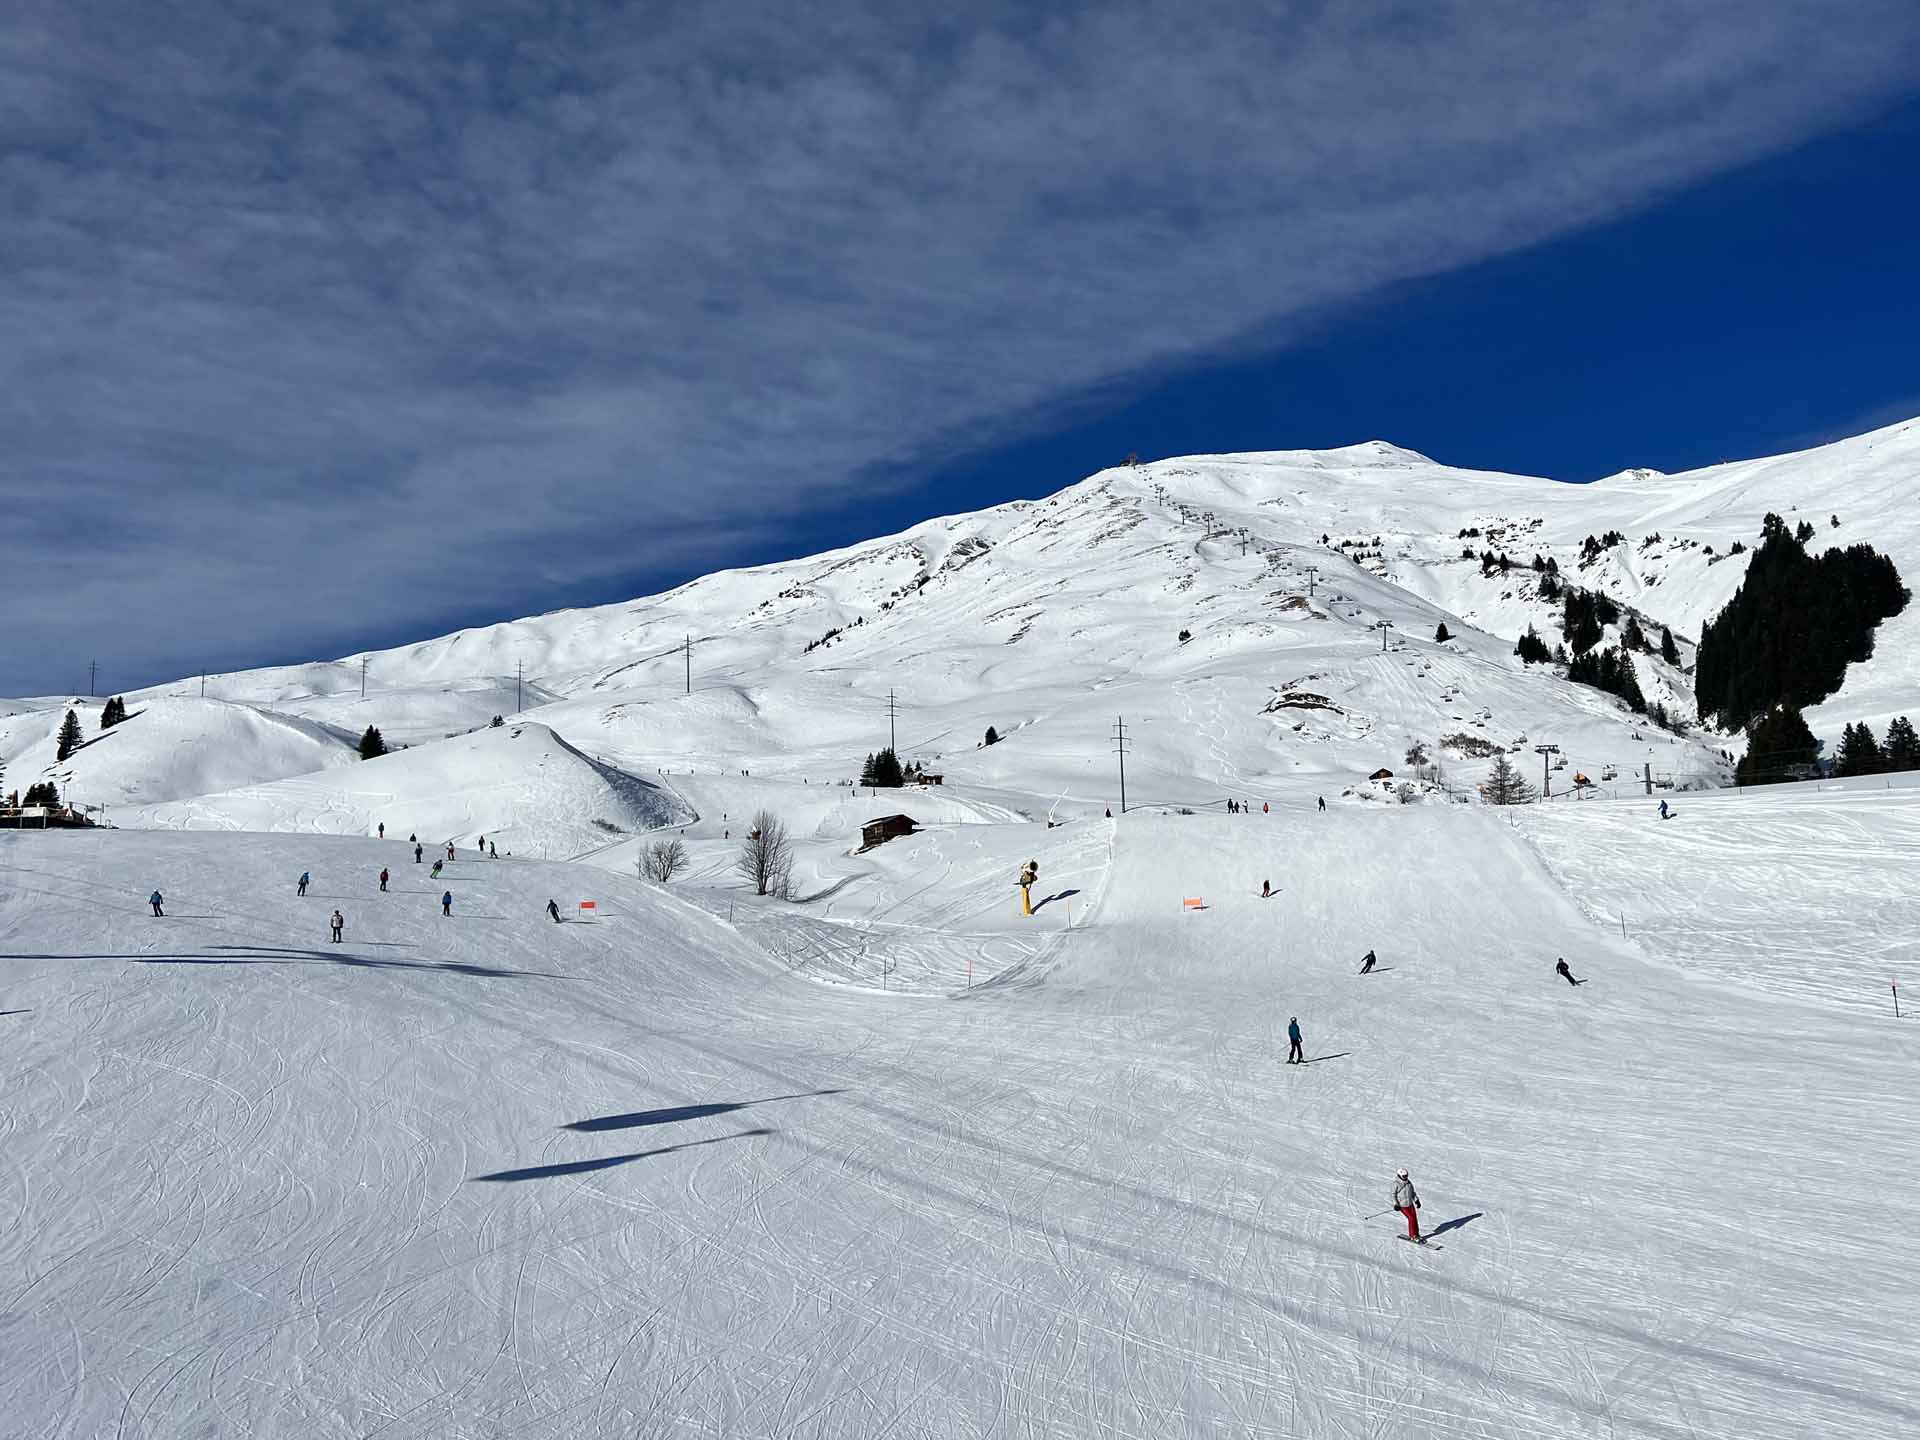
3, 1, 1917, 692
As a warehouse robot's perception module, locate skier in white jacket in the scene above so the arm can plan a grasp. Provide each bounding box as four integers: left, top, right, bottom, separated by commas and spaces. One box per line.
1393, 1169, 1423, 1243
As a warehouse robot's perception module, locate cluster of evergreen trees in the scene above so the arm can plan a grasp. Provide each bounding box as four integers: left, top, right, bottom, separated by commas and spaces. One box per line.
1561, 587, 1620, 655
859, 747, 904, 787
1566, 646, 1647, 713
99, 696, 129, 728
22, 781, 61, 807
1735, 707, 1820, 785
1696, 514, 1908, 730
1514, 627, 1552, 664
1833, 716, 1920, 776
357, 725, 388, 760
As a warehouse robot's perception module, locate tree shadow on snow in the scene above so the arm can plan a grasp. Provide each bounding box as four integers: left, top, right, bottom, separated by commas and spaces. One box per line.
564, 1090, 844, 1133
1031, 888, 1081, 913
1428, 1212, 1484, 1238
471, 1127, 773, 1182
117, 944, 569, 980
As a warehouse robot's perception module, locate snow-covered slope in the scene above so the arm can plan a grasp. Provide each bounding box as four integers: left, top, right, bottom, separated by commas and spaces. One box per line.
0, 696, 354, 811
133, 721, 689, 860
4, 796, 1916, 1437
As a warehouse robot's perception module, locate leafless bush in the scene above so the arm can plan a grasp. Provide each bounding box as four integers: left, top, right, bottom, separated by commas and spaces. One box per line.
737, 810, 794, 898
640, 837, 688, 883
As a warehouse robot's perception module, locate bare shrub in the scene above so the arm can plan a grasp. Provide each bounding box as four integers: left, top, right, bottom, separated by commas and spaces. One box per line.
737, 810, 794, 898
641, 837, 688, 884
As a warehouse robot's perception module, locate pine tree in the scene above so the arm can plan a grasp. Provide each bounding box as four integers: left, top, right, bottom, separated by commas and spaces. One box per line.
983, 726, 999, 746
55, 709, 83, 762
870, 747, 905, 787
23, 781, 61, 807
1434, 623, 1452, 643
357, 725, 387, 760
1660, 627, 1680, 665
1735, 706, 1819, 786
1620, 614, 1646, 651
1478, 753, 1536, 806
1514, 627, 1551, 664
99, 696, 127, 729
859, 753, 877, 786
1834, 722, 1885, 777
1883, 716, 1920, 772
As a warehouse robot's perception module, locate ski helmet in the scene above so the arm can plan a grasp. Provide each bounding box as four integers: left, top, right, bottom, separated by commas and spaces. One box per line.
1396, 1168, 1409, 1178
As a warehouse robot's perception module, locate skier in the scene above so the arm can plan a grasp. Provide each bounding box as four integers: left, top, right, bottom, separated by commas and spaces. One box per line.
377, 822, 385, 839
446, 842, 455, 862
1394, 1168, 1423, 1242
1556, 957, 1582, 986
430, 859, 443, 880
478, 833, 485, 854
1286, 1016, 1305, 1064
1317, 796, 1326, 812
414, 843, 423, 864
1261, 879, 1272, 899
409, 832, 417, 844
1359, 949, 1377, 975
1227, 799, 1236, 815
297, 871, 310, 897
547, 899, 561, 924
489, 841, 497, 859
441, 890, 453, 917
378, 867, 389, 892
330, 909, 344, 942
149, 890, 165, 917
1263, 801, 1269, 814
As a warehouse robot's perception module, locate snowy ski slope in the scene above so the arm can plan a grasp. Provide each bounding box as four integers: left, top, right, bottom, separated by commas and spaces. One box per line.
3, 797, 1917, 1438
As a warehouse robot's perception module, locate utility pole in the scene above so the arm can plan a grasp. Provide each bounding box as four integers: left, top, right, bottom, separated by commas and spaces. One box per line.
887, 689, 898, 755
200, 672, 206, 699
684, 635, 692, 696
516, 659, 524, 714
1112, 716, 1131, 814
88, 660, 97, 697
360, 657, 369, 700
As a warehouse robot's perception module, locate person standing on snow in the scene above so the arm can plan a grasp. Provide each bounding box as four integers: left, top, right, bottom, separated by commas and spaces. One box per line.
441, 891, 453, 917
1393, 1168, 1423, 1242
414, 843, 423, 863
330, 910, 344, 943
1556, 958, 1582, 986
377, 822, 385, 839
446, 842, 455, 863
297, 871, 310, 897
547, 899, 561, 923
149, 890, 165, 917
1317, 796, 1326, 812
1286, 1016, 1305, 1064
489, 841, 497, 859
379, 867, 389, 893
1261, 879, 1272, 899
1359, 949, 1377, 974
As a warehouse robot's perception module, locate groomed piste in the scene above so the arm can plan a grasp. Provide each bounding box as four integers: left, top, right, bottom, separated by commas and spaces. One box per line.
4, 782, 1917, 1438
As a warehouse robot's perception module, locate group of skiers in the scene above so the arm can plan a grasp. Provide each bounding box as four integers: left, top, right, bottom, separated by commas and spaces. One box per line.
1225, 798, 1271, 814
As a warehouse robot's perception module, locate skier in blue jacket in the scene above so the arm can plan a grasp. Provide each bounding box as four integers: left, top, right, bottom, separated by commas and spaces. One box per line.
1286, 1016, 1305, 1064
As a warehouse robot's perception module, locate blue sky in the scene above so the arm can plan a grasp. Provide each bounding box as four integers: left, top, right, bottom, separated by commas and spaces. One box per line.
5, 3, 1920, 697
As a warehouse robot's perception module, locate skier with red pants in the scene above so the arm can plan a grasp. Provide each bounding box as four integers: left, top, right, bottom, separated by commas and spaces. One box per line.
1394, 1168, 1423, 1242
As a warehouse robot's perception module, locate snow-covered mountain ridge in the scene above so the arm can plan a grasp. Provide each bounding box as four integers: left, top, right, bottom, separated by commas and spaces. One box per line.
7, 417, 1918, 820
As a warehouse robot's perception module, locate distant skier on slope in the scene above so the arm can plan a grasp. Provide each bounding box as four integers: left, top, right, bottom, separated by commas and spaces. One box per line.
1556, 958, 1583, 987
1261, 879, 1272, 899
441, 891, 453, 917
378, 867, 389, 892
489, 841, 497, 859
1658, 799, 1671, 820
1286, 1016, 1305, 1064
297, 871, 310, 896
149, 890, 165, 917
430, 859, 443, 880
330, 909, 344, 943
377, 822, 384, 839
547, 899, 561, 923
446, 842, 455, 862
414, 843, 423, 863
1394, 1169, 1423, 1242
1359, 949, 1377, 974
1317, 796, 1326, 812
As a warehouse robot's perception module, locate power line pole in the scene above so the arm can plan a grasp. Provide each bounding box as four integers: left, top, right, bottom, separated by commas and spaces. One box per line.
88, 660, 97, 697
684, 635, 692, 696
360, 657, 369, 701
1112, 716, 1131, 814
516, 659, 524, 714
887, 689, 898, 755
200, 672, 206, 699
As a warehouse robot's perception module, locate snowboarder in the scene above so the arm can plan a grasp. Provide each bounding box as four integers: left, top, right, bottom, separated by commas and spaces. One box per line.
1286, 1016, 1305, 1064
1556, 957, 1583, 986
547, 899, 561, 923
1359, 949, 1377, 974
1394, 1169, 1423, 1242
1317, 796, 1326, 812
297, 871, 310, 897
377, 822, 385, 839
378, 867, 389, 892
441, 891, 453, 917
149, 890, 165, 917
1261, 879, 1272, 899
414, 844, 423, 863
330, 909, 344, 942
1658, 799, 1670, 820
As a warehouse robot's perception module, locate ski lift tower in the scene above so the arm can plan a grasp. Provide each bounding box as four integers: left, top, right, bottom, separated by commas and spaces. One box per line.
1533, 743, 1560, 799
